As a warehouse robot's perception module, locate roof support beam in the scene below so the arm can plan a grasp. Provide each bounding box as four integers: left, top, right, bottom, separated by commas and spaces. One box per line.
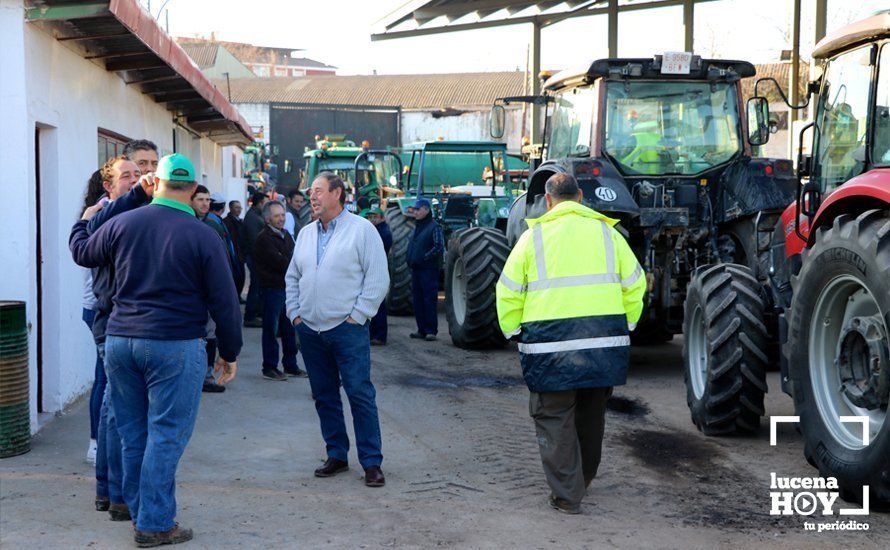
85, 50, 149, 60
683, 0, 694, 52
57, 31, 130, 42
531, 19, 542, 143
25, 3, 109, 22
126, 74, 179, 85
607, 0, 617, 57
814, 0, 827, 43
106, 57, 168, 71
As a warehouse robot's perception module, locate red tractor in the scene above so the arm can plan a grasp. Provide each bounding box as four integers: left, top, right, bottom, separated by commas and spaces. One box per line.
683, 10, 890, 508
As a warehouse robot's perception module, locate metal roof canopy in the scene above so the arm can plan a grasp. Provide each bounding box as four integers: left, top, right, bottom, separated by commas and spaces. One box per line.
25, 0, 253, 146
403, 140, 509, 152
373, 0, 831, 143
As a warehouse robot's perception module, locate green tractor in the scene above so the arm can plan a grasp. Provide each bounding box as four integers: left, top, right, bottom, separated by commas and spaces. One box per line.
385, 141, 524, 348
298, 134, 403, 225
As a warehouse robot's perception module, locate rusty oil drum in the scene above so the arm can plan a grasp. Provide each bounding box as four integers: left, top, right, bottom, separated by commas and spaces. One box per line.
0, 301, 31, 458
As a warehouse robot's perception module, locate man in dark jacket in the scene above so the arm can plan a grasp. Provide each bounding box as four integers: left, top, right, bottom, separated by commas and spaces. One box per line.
406, 198, 444, 341
223, 200, 246, 298
253, 200, 304, 381
364, 207, 392, 345
243, 192, 268, 327
71, 153, 241, 546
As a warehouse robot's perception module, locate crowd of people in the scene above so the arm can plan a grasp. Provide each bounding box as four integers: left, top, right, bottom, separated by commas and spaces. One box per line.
71, 139, 644, 545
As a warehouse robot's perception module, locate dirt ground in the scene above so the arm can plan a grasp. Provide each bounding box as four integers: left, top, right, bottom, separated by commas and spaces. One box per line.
1, 305, 886, 549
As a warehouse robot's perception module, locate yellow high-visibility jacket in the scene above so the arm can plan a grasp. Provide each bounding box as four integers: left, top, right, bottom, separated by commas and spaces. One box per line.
496, 200, 646, 391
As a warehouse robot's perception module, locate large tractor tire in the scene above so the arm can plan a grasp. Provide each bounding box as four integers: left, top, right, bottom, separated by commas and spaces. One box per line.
385, 206, 415, 315
788, 210, 890, 509
444, 227, 510, 349
683, 263, 769, 435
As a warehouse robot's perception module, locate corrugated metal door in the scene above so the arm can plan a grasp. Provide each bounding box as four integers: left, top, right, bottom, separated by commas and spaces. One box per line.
269, 103, 400, 190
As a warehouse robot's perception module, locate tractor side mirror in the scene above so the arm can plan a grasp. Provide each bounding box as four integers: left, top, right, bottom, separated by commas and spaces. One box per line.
746, 97, 770, 146
490, 104, 506, 139
800, 182, 822, 218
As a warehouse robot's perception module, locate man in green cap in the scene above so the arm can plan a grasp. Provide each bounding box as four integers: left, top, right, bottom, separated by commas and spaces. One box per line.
70, 153, 242, 547
362, 207, 392, 344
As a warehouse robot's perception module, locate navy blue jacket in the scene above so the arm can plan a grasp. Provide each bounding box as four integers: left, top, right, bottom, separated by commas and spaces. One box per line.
70, 199, 243, 361
406, 215, 444, 271
75, 185, 150, 344
376, 221, 393, 255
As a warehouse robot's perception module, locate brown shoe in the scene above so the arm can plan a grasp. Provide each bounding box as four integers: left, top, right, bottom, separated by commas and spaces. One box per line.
364, 466, 386, 487
95, 496, 110, 511
314, 457, 348, 477
134, 524, 194, 547
108, 502, 131, 521
548, 495, 581, 515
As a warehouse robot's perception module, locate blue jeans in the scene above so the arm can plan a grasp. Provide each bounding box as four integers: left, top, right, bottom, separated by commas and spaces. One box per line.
105, 336, 205, 533
95, 344, 123, 504
83, 308, 106, 439
296, 321, 382, 469
261, 287, 298, 371
370, 300, 388, 344
412, 268, 439, 335
244, 255, 261, 320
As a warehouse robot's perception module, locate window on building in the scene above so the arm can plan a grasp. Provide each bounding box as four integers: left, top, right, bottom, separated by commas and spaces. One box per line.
254, 65, 270, 77
97, 129, 131, 168
274, 66, 287, 77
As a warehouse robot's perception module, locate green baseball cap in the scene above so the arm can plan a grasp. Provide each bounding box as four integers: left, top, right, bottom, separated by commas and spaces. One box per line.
156, 153, 196, 182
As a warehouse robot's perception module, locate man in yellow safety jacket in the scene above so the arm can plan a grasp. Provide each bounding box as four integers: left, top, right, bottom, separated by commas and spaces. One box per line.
496, 172, 646, 514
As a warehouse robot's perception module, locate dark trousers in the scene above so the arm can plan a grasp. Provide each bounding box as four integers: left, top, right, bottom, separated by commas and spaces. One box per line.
83, 308, 106, 440
529, 387, 612, 506
233, 261, 246, 298
411, 268, 438, 335
296, 321, 382, 469
261, 287, 299, 371
244, 255, 261, 320
205, 339, 217, 381
95, 344, 123, 504
370, 300, 388, 343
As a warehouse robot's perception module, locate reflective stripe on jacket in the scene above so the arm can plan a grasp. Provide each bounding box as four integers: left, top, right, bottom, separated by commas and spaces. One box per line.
495, 200, 646, 392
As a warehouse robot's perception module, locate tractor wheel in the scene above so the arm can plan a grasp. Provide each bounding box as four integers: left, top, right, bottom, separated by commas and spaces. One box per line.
788, 210, 890, 509
386, 205, 415, 315
683, 263, 769, 435
444, 227, 510, 349
718, 214, 778, 280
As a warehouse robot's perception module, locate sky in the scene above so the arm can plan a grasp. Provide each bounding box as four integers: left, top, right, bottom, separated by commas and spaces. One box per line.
149, 0, 889, 76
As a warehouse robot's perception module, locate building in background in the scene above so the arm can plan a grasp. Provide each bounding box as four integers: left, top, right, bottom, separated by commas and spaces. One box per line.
1, 0, 251, 430
179, 42, 255, 79
217, 72, 527, 188
177, 36, 337, 78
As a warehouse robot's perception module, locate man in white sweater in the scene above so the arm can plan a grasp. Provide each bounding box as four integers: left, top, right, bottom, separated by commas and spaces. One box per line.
285, 172, 390, 487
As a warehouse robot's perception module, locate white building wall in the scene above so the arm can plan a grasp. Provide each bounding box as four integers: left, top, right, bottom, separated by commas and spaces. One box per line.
235, 103, 270, 140
400, 108, 525, 151
221, 146, 247, 215
0, 4, 234, 429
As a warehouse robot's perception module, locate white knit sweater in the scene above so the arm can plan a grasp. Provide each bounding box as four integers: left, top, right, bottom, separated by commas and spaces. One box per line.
285, 211, 389, 331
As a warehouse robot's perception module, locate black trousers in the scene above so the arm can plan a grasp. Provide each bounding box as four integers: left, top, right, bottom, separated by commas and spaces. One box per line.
529, 387, 612, 505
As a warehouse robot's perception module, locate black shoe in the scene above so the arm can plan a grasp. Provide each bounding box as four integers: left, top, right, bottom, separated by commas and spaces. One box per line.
364, 466, 386, 487
95, 496, 110, 512
409, 332, 425, 339
134, 524, 193, 547
370, 339, 385, 346
314, 458, 349, 477
548, 495, 581, 515
108, 502, 131, 521
284, 367, 308, 378
262, 367, 287, 381
243, 318, 263, 328
424, 334, 437, 341
202, 379, 226, 393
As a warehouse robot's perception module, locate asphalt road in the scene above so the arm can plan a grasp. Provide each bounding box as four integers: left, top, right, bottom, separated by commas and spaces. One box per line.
1, 306, 886, 548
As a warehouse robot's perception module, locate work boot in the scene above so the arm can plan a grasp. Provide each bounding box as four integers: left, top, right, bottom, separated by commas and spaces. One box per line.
314, 458, 349, 477
262, 367, 287, 381
409, 332, 425, 339
108, 502, 131, 521
134, 524, 193, 548
95, 496, 110, 512
548, 495, 581, 515
424, 334, 437, 341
